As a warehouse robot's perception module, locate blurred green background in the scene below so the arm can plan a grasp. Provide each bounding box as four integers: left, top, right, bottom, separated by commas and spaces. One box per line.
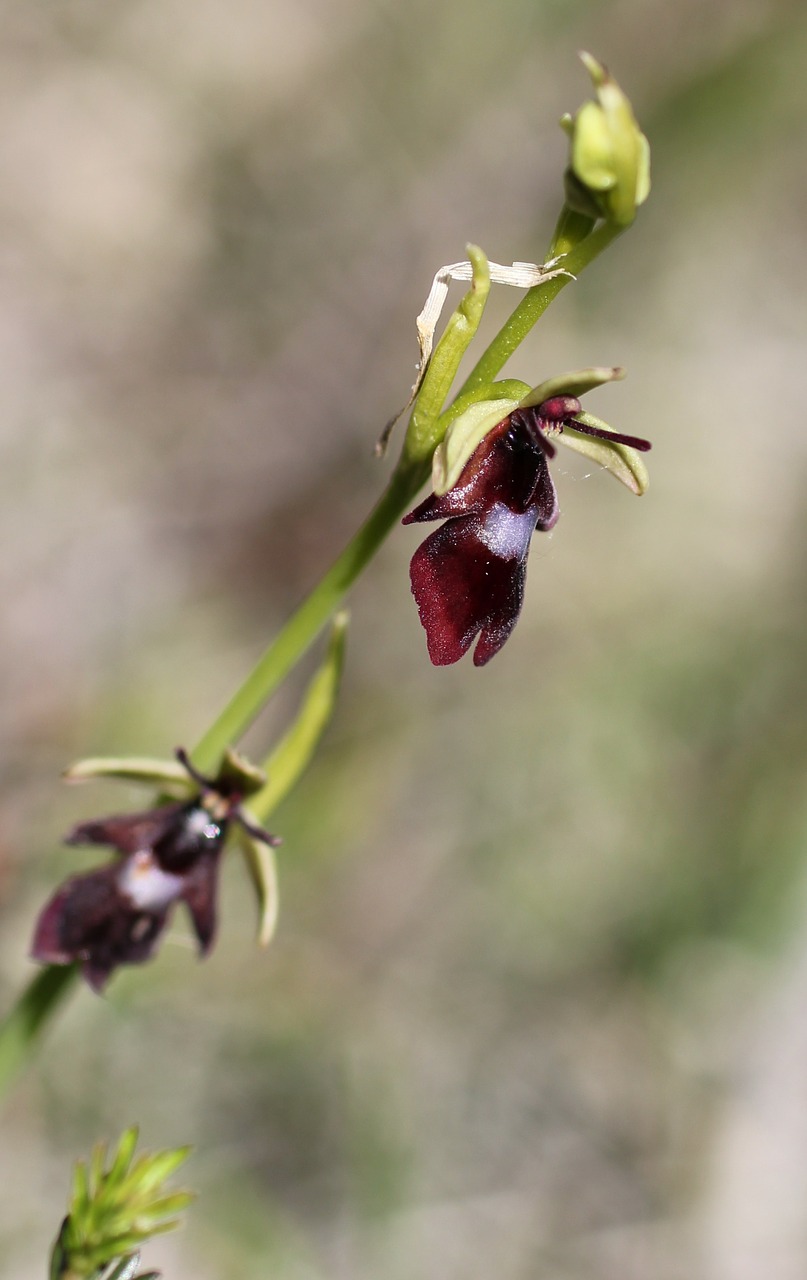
2, 0, 807, 1276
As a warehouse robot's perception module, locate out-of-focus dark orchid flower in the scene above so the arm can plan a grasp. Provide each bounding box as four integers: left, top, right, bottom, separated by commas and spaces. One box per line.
31, 749, 280, 992
403, 377, 651, 667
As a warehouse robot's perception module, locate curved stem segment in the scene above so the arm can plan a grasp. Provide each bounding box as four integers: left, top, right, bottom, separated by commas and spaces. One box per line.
191, 459, 426, 773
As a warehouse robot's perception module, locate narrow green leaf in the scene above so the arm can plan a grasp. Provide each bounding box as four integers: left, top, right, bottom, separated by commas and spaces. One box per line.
135, 1192, 195, 1221
126, 1147, 191, 1196
99, 1231, 151, 1257
49, 1217, 71, 1280
89, 1141, 108, 1200
71, 1161, 90, 1219
0, 964, 77, 1097
252, 611, 349, 821
106, 1128, 140, 1193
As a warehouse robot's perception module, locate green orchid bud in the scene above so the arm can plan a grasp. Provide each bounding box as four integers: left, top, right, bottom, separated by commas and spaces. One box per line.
563, 52, 650, 227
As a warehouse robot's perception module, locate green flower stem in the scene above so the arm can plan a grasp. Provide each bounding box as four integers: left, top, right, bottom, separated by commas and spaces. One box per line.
0, 214, 632, 1104
457, 220, 623, 400
0, 964, 77, 1099
191, 458, 426, 774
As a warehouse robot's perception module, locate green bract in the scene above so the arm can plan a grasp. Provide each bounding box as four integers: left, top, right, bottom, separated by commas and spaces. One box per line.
563, 53, 650, 227
402, 244, 492, 469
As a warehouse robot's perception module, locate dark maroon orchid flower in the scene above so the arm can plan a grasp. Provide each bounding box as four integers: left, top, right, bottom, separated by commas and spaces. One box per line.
403, 394, 651, 667
31, 749, 279, 992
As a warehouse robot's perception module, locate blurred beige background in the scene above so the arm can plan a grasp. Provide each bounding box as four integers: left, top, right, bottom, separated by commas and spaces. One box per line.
1, 0, 807, 1276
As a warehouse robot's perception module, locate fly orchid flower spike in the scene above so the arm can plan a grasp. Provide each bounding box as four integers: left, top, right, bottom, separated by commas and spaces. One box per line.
403, 367, 651, 667
32, 749, 280, 992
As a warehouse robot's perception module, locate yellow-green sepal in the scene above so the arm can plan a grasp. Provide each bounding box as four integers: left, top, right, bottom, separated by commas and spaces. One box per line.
63, 756, 195, 795
560, 411, 650, 494
237, 825, 280, 947
518, 366, 624, 410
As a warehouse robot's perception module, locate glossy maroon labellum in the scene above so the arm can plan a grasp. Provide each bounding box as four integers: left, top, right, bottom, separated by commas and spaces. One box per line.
404, 399, 650, 667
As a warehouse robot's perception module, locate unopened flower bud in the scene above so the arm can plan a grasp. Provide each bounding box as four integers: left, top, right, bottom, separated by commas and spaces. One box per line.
562, 52, 650, 227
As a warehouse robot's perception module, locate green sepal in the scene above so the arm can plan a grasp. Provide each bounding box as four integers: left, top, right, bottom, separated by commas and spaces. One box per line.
518, 366, 624, 409
63, 757, 194, 795
237, 826, 280, 947
402, 244, 491, 466
435, 379, 530, 434
431, 397, 519, 495
560, 411, 650, 494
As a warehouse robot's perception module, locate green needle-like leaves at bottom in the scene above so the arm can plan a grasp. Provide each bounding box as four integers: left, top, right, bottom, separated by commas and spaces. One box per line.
49, 1127, 192, 1280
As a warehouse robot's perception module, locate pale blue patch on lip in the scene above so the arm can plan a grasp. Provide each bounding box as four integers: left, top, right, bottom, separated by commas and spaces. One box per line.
120, 853, 185, 910
476, 502, 536, 560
